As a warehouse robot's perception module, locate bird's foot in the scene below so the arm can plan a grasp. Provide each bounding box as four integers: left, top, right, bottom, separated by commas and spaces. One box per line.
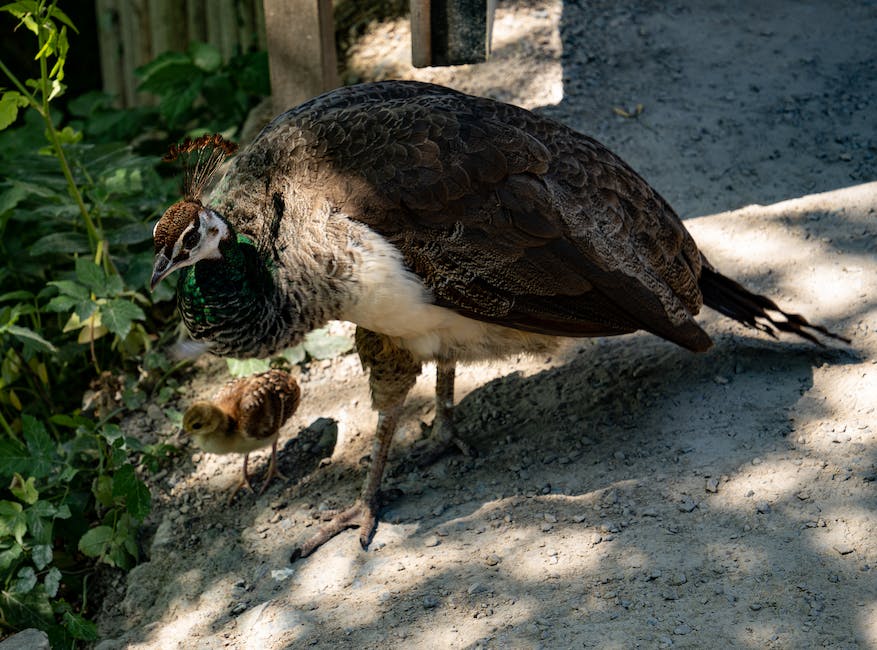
398, 415, 475, 473
226, 477, 254, 505
258, 458, 288, 496
290, 497, 379, 561
410, 432, 475, 468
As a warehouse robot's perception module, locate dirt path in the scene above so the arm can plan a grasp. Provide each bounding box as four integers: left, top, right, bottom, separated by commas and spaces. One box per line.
97, 1, 876, 648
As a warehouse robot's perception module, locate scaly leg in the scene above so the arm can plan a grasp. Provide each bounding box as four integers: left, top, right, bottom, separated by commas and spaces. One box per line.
432, 358, 473, 456
227, 453, 254, 504
258, 438, 288, 496
289, 328, 420, 562
289, 406, 401, 560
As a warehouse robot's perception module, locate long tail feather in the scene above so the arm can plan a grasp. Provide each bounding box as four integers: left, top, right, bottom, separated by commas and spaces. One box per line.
699, 267, 849, 346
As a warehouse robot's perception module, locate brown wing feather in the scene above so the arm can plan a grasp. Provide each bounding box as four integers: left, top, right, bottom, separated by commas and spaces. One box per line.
218, 81, 712, 352
213, 370, 300, 442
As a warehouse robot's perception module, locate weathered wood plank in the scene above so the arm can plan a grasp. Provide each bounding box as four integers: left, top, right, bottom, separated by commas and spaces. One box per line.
410, 0, 496, 67
263, 0, 339, 114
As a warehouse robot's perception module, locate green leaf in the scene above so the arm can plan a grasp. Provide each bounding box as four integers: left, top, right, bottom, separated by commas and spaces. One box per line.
0, 438, 30, 479
0, 584, 53, 629
281, 345, 306, 365
29, 231, 91, 255
2, 324, 57, 352
75, 257, 106, 295
0, 290, 34, 302
9, 473, 38, 504
31, 543, 52, 570
188, 41, 222, 72
100, 423, 124, 443
92, 474, 113, 507
63, 611, 98, 641
303, 328, 354, 359
100, 298, 145, 339
28, 500, 56, 518
43, 566, 61, 597
112, 463, 151, 519
23, 414, 55, 478
0, 500, 27, 544
0, 541, 23, 571
136, 52, 196, 90
158, 79, 202, 128
47, 280, 89, 301
226, 356, 272, 377
12, 565, 36, 593
0, 91, 30, 130
25, 503, 54, 545
77, 525, 113, 558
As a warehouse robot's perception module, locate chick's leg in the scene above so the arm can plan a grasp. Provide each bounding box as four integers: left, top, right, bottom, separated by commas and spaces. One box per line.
228, 454, 255, 504
289, 328, 420, 561
258, 438, 288, 496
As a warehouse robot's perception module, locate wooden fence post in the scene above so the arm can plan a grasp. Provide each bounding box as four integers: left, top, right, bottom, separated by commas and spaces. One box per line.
411, 0, 496, 67
263, 0, 339, 115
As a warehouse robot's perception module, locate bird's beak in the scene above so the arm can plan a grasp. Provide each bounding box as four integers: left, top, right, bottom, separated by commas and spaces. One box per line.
150, 252, 173, 291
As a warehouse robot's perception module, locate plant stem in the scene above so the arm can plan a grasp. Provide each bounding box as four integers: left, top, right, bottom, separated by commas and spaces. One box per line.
0, 410, 14, 438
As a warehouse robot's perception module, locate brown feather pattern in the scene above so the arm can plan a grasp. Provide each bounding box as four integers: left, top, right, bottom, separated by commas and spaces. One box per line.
211, 369, 301, 445
216, 81, 716, 352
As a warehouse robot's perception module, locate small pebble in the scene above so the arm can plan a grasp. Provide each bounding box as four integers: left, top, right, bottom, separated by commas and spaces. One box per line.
541, 523, 554, 532
544, 513, 558, 523
833, 544, 855, 555
750, 603, 763, 611
424, 535, 441, 548
678, 497, 697, 513
756, 501, 772, 514
468, 583, 487, 595
641, 507, 658, 517
485, 554, 501, 566
705, 478, 719, 493
422, 594, 439, 609
673, 623, 692, 635
669, 573, 687, 586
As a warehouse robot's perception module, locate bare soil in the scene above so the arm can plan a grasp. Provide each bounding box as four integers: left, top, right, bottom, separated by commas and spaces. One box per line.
97, 1, 877, 648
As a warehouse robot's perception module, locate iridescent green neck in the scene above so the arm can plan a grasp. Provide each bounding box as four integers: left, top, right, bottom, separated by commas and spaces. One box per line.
177, 232, 274, 333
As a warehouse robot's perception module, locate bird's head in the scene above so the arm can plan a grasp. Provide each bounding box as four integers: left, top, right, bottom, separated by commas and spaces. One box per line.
150, 201, 230, 290
151, 134, 238, 291
182, 401, 228, 439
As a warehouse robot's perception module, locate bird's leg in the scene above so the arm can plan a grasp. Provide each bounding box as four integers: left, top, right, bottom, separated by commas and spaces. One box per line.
258, 438, 288, 496
432, 358, 473, 456
227, 453, 255, 504
408, 359, 473, 467
290, 328, 420, 561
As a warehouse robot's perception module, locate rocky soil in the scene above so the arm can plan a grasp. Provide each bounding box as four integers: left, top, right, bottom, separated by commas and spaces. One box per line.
96, 1, 876, 648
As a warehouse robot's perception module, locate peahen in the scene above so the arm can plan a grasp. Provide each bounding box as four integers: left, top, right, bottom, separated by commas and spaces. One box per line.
151, 80, 845, 560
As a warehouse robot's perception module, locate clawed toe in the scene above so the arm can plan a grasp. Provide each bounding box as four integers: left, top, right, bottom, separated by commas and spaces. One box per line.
290, 499, 379, 562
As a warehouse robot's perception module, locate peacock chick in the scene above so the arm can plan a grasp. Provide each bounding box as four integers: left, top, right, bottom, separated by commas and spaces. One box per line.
182, 369, 300, 502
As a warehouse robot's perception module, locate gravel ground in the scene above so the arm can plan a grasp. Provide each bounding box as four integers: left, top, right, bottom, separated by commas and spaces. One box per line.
97, 1, 876, 648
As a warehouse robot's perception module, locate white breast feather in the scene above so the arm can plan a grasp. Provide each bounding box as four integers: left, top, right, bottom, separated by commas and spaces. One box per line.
342, 225, 559, 361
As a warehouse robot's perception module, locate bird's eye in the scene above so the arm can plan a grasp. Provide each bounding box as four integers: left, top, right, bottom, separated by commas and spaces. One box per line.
182, 229, 199, 250
208, 226, 218, 236
192, 423, 202, 430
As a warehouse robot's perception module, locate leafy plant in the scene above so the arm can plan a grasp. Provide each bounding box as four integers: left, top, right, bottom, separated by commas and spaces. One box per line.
136, 42, 269, 134
0, 1, 272, 644
0, 2, 174, 643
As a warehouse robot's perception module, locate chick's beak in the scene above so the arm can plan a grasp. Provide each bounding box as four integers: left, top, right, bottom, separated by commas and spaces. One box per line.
150, 252, 173, 291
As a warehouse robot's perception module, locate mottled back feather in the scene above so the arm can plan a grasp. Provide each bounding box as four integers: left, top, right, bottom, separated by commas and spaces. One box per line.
214, 81, 712, 352
213, 369, 301, 442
